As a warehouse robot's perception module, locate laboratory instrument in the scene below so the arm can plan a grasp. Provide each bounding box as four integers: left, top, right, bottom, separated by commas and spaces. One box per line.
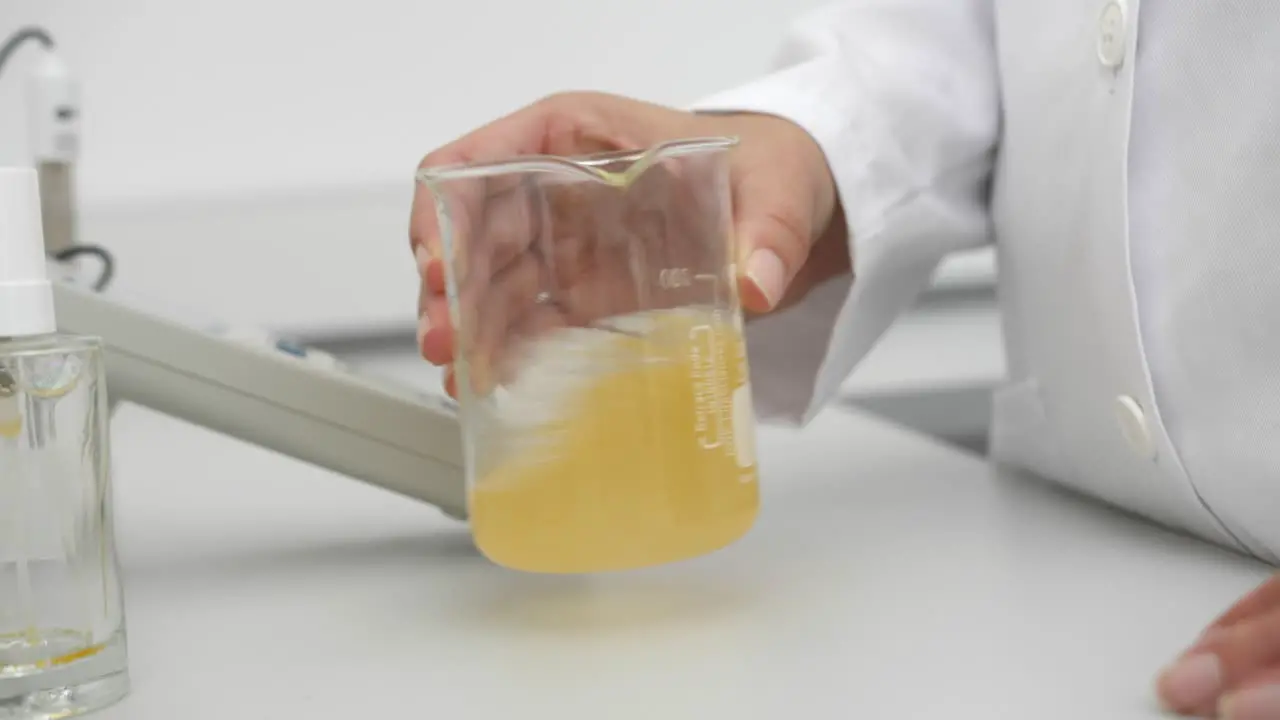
52, 281, 467, 518
1, 26, 467, 519
417, 137, 761, 573
0, 168, 128, 719
0, 27, 79, 257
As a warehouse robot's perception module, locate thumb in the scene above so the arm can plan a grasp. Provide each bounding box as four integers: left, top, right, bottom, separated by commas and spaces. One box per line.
733, 178, 821, 315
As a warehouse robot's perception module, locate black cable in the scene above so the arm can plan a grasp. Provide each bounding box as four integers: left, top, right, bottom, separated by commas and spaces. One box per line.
0, 27, 55, 79
3, 27, 119, 295
53, 244, 115, 291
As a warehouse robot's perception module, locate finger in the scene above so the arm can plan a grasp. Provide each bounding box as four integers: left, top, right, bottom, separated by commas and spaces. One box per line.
446, 183, 542, 373
442, 299, 566, 398
1220, 665, 1280, 720
732, 172, 816, 314
428, 175, 525, 304
424, 256, 448, 297
1207, 576, 1280, 637
1178, 577, 1280, 662
639, 159, 731, 310
417, 275, 454, 365
412, 90, 692, 268
606, 145, 773, 316
556, 243, 631, 327
443, 364, 457, 399
545, 165, 703, 325
467, 251, 546, 394
414, 242, 432, 278
419, 307, 455, 366
1159, 606, 1280, 716
461, 179, 541, 300
410, 104, 553, 260
417, 264, 436, 319
536, 181, 614, 293
409, 91, 640, 263
420, 171, 559, 370
514, 182, 616, 327
766, 202, 852, 315
418, 179, 528, 367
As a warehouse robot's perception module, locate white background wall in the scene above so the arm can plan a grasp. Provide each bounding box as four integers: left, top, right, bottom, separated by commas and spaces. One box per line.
2, 0, 833, 334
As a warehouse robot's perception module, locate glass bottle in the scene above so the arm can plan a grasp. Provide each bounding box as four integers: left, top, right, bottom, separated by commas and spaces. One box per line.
0, 167, 128, 718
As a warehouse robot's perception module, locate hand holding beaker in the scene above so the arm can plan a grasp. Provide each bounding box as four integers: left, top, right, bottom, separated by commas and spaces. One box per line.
409, 91, 845, 397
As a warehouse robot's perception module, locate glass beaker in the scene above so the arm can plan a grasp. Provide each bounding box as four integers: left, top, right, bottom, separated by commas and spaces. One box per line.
417, 137, 761, 574
0, 335, 129, 718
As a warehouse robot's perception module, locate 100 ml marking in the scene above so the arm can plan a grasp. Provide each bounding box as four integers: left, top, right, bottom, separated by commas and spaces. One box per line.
656, 267, 736, 456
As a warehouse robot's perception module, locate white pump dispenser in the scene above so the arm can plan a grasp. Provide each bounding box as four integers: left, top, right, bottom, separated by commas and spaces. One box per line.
0, 167, 56, 337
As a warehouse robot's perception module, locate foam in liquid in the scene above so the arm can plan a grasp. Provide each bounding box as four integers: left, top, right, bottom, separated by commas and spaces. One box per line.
469, 308, 760, 573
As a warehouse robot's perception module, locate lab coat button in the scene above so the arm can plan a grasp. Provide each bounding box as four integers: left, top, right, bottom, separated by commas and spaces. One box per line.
1115, 395, 1155, 461
1097, 1, 1127, 68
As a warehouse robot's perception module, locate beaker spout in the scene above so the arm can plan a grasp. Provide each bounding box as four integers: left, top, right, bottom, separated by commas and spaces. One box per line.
416, 136, 738, 189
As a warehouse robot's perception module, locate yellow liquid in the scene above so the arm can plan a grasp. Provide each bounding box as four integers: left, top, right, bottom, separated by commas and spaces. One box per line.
0, 628, 105, 671
469, 310, 760, 573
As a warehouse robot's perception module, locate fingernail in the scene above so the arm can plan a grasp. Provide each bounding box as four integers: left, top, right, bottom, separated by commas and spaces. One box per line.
1158, 653, 1223, 712
416, 315, 431, 349
415, 244, 432, 273
745, 248, 786, 310
443, 365, 457, 398
1222, 686, 1280, 720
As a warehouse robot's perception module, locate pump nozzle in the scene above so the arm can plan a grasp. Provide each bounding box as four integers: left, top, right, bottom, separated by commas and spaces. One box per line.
0, 167, 57, 337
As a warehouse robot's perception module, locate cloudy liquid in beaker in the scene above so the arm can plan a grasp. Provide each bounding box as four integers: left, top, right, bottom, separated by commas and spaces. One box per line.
468, 309, 760, 574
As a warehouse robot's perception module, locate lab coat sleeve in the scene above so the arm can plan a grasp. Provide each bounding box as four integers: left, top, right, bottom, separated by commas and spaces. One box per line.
691, 0, 1000, 425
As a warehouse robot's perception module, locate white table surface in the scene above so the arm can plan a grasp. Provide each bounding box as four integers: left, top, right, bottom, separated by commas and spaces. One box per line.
97, 402, 1268, 720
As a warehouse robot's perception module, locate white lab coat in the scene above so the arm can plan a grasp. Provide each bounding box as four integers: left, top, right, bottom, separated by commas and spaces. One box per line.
696, 0, 1280, 564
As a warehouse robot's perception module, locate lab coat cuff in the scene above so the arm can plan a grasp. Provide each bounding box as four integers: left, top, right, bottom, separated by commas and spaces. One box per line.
688, 62, 853, 158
